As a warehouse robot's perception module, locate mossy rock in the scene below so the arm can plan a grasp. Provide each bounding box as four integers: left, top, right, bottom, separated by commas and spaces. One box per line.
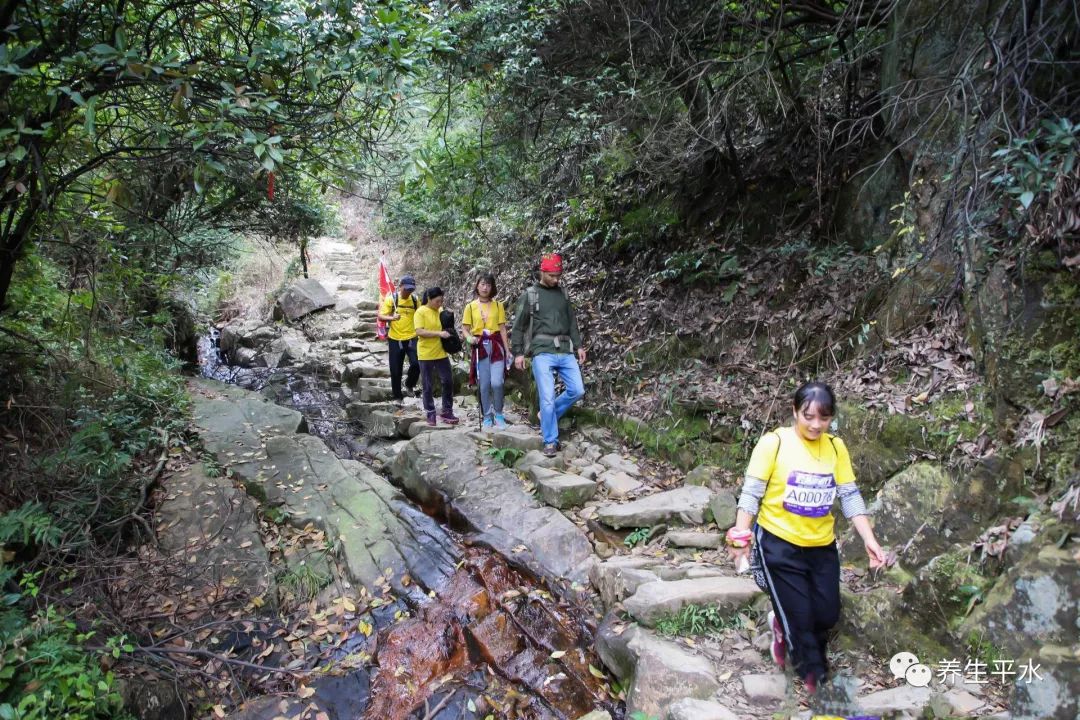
960, 539, 1079, 660
855, 458, 1023, 570
838, 585, 951, 660
972, 258, 1080, 412
900, 544, 991, 633
960, 536, 1080, 720
684, 464, 723, 488
577, 407, 719, 471
834, 402, 929, 494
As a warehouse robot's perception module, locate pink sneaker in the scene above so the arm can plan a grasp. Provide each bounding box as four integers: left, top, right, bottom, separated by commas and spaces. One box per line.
768, 611, 785, 669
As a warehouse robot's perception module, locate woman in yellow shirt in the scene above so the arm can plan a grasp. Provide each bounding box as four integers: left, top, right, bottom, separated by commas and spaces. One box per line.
413, 287, 459, 427
461, 273, 510, 430
727, 382, 885, 695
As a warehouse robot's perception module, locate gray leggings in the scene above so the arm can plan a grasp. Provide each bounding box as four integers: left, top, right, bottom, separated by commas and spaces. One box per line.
476, 355, 505, 418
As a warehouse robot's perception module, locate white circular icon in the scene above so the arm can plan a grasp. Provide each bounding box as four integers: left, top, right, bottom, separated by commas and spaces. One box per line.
905, 663, 933, 687
889, 651, 920, 680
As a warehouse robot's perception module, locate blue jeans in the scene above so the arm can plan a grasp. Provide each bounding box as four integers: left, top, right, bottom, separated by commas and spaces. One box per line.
476, 355, 506, 419
531, 353, 584, 444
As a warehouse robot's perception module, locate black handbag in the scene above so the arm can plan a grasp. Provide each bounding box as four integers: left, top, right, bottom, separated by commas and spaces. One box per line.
439, 309, 463, 354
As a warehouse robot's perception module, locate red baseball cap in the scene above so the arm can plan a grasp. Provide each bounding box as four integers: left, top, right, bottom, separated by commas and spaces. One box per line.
540, 253, 563, 273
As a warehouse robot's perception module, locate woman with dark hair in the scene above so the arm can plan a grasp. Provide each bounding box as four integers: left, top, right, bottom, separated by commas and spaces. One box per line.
413, 287, 459, 427
727, 381, 885, 695
461, 273, 510, 430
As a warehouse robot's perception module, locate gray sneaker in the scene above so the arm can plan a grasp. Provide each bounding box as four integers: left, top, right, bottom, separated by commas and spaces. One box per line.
542, 442, 558, 457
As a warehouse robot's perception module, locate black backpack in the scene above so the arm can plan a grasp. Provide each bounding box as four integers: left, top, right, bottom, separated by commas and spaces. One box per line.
439, 309, 463, 354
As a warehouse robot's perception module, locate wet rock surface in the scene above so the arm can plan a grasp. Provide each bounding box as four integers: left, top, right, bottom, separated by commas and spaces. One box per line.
391, 430, 595, 583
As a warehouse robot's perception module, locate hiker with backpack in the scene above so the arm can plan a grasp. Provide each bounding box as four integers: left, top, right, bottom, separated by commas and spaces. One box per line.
511, 253, 585, 457
726, 381, 886, 696
413, 287, 460, 426
462, 273, 511, 431
377, 275, 422, 403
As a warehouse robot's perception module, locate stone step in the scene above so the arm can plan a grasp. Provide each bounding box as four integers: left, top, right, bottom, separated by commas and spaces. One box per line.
664, 530, 721, 549
596, 486, 713, 529
358, 385, 395, 404
599, 452, 642, 476
667, 699, 739, 720
598, 469, 642, 497
491, 430, 543, 453
623, 576, 762, 626
355, 376, 392, 389
740, 673, 787, 703
408, 421, 456, 436
858, 685, 933, 716
364, 409, 399, 439
530, 467, 597, 509
595, 618, 719, 720
346, 401, 397, 423
342, 361, 391, 383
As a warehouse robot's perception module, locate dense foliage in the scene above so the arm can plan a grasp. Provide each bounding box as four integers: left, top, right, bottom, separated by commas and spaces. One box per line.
0, 0, 452, 312
0, 1, 449, 714
381, 0, 1078, 278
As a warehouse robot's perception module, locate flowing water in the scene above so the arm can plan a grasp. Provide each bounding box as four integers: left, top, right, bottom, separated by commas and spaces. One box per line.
198, 331, 619, 720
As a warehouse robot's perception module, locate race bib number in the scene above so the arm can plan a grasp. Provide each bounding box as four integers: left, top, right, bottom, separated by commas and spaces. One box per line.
782, 471, 836, 517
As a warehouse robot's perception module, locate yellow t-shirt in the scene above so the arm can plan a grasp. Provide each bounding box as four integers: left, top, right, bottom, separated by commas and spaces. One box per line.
746, 426, 856, 547
461, 299, 506, 336
379, 292, 421, 341
413, 305, 447, 361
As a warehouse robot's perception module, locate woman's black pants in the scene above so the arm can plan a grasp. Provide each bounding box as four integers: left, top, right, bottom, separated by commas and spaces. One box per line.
419, 358, 453, 415
754, 524, 841, 683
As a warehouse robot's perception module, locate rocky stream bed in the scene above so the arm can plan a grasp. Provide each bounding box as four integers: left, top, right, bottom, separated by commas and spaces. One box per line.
140, 235, 1074, 720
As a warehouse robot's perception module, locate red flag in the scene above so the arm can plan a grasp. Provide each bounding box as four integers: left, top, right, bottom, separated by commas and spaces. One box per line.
378, 255, 395, 298
376, 255, 394, 341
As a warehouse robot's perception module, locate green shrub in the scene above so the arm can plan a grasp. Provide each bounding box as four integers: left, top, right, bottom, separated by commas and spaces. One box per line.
0, 572, 130, 720
486, 447, 525, 467
654, 603, 745, 637
623, 527, 650, 547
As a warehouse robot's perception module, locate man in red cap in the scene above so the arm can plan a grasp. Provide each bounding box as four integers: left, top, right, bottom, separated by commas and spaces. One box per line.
511, 253, 586, 456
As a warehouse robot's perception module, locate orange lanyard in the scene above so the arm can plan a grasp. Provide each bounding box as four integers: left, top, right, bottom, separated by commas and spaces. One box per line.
476, 300, 492, 330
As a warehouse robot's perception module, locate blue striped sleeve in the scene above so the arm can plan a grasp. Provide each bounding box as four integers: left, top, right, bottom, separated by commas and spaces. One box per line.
838, 483, 868, 518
